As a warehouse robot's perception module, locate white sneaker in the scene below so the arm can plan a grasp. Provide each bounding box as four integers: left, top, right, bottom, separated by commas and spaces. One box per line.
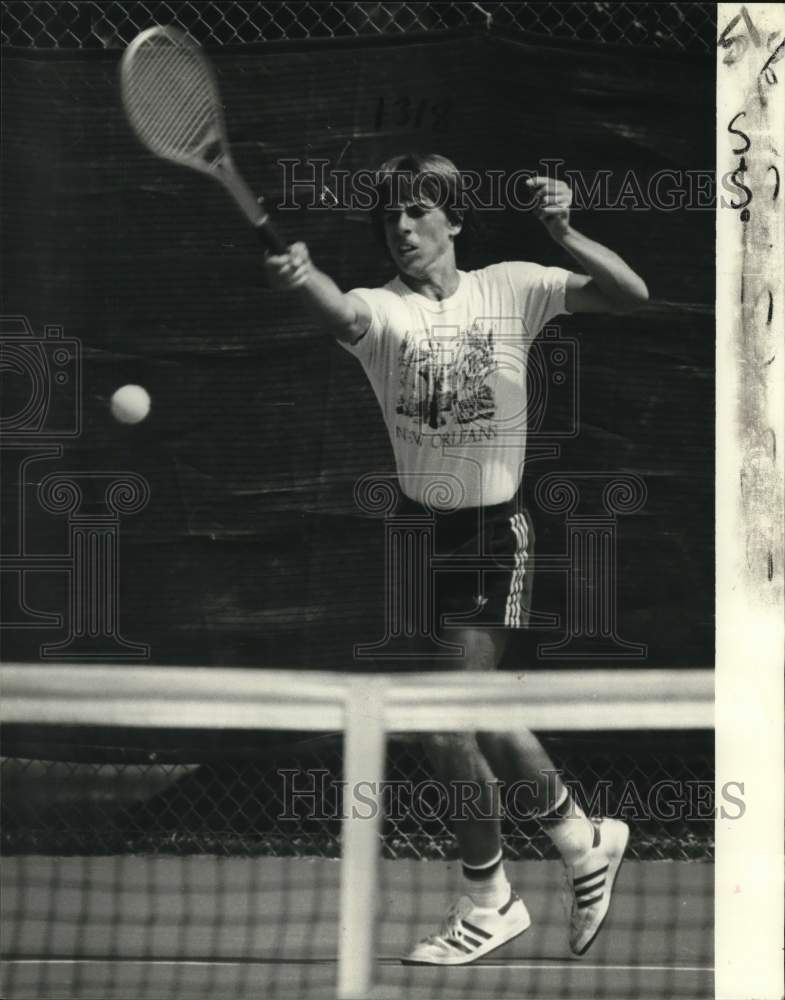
402, 892, 531, 966
567, 817, 629, 956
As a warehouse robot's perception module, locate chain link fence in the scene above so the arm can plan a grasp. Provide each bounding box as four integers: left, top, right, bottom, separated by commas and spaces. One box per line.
3, 730, 714, 861
2, 1, 716, 52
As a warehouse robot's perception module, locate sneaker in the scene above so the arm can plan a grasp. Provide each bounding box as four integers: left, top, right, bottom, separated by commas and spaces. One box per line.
402, 892, 531, 966
567, 817, 629, 956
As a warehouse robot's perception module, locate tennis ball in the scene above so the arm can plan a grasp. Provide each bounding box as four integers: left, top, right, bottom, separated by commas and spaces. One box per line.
110, 384, 151, 425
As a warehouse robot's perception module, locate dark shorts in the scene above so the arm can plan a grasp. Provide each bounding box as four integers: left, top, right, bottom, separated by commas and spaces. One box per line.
396, 495, 535, 630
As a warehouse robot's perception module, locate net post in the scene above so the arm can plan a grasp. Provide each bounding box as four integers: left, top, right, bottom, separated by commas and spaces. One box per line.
337, 676, 387, 1000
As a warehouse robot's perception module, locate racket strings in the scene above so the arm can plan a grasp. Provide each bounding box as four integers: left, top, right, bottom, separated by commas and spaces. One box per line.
143, 85, 213, 153
124, 38, 223, 161
129, 59, 213, 147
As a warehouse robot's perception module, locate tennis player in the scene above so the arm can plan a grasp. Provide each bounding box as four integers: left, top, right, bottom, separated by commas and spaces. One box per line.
264, 153, 648, 964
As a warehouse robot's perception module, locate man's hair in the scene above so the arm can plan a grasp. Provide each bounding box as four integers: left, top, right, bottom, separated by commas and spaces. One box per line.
370, 152, 467, 245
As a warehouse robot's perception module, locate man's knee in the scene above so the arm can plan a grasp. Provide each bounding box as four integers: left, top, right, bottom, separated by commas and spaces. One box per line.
441, 626, 507, 671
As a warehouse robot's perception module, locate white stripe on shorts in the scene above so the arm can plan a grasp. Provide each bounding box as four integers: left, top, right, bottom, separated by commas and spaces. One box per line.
504, 513, 529, 628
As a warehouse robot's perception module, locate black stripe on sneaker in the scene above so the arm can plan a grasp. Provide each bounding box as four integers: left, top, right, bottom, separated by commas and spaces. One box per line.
461, 933, 484, 949
575, 876, 605, 895
446, 938, 473, 954
573, 865, 609, 886
577, 892, 604, 909
461, 920, 492, 940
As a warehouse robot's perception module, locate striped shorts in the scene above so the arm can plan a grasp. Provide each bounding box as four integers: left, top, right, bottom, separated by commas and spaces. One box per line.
396, 495, 535, 630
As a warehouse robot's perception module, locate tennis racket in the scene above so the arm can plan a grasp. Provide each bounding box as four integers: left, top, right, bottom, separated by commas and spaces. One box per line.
120, 25, 285, 253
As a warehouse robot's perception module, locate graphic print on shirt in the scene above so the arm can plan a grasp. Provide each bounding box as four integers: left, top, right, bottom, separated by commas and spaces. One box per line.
396, 326, 498, 433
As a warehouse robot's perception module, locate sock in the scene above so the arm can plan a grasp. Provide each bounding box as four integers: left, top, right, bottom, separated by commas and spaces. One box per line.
538, 787, 595, 865
462, 849, 511, 909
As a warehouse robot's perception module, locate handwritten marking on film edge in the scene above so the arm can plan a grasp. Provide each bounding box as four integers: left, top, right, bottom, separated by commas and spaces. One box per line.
719, 6, 784, 591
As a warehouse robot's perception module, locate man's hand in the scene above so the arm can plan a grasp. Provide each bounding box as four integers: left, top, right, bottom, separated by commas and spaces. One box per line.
261, 241, 372, 343
263, 241, 313, 290
527, 176, 573, 240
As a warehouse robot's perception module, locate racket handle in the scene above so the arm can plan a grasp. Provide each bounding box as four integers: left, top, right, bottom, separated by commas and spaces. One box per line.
220, 166, 287, 253
256, 217, 287, 255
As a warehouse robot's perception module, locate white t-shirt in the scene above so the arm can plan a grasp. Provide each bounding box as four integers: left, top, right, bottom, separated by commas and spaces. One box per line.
341, 262, 571, 509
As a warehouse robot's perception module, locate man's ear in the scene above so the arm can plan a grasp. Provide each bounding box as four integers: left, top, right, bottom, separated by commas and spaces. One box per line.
448, 210, 464, 238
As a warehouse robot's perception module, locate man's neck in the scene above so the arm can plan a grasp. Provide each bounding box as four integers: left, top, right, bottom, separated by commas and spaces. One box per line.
399, 256, 460, 301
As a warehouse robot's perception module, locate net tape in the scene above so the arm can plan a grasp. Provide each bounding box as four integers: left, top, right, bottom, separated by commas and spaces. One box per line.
2, 1, 716, 52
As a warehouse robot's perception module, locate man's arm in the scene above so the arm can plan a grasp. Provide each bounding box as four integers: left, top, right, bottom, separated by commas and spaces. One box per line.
263, 242, 372, 345
527, 176, 649, 315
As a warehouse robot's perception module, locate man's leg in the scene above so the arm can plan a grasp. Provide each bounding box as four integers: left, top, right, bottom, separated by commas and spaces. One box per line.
403, 626, 532, 964
421, 625, 628, 960
422, 731, 502, 868
435, 626, 595, 866
419, 626, 506, 871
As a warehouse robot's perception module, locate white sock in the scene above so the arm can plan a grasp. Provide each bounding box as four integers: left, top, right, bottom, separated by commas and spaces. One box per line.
539, 787, 595, 865
462, 850, 511, 909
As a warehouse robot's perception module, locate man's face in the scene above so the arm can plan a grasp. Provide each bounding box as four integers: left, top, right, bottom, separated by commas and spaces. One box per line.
383, 200, 461, 278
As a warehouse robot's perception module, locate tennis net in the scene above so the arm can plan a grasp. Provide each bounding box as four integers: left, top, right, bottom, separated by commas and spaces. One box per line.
1, 664, 713, 999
